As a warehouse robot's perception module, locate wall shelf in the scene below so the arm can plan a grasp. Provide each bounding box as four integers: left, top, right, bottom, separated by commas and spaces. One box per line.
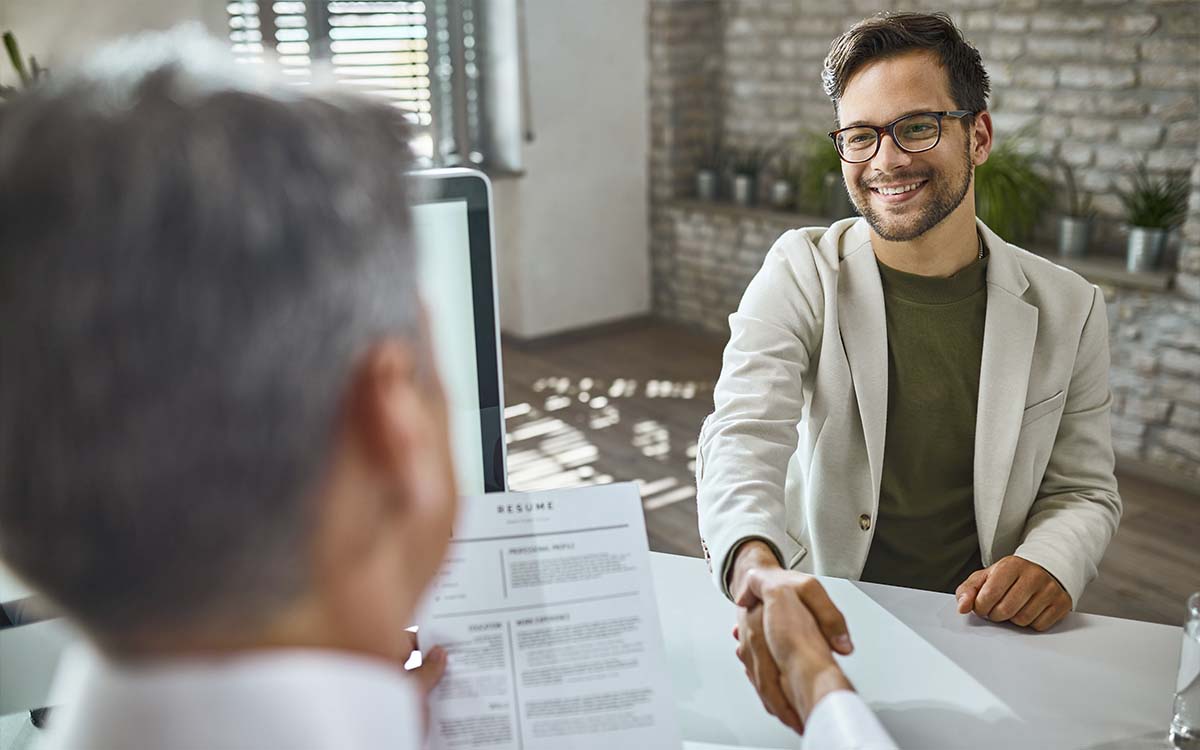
664, 199, 1177, 293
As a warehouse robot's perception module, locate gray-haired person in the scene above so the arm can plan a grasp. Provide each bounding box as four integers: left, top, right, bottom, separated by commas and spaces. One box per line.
0, 31, 458, 749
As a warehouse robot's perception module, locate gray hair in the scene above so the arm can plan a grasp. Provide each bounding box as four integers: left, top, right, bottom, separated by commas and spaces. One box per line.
0, 30, 420, 640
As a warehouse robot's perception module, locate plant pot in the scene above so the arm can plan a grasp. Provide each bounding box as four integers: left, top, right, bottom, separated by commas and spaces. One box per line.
696, 169, 717, 201
823, 172, 855, 219
1126, 226, 1168, 272
1057, 216, 1092, 258
733, 173, 756, 206
770, 179, 794, 210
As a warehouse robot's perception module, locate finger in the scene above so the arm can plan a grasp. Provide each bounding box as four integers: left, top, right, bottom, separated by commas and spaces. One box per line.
752, 662, 804, 734
1010, 582, 1059, 627
955, 568, 989, 614
735, 568, 767, 608
1031, 601, 1069, 632
794, 578, 853, 654
986, 571, 1042, 622
732, 623, 739, 642
974, 563, 1021, 618
413, 646, 447, 694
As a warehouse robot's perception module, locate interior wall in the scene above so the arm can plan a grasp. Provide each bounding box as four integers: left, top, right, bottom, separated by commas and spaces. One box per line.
493, 0, 651, 339
1, 0, 226, 73
3, 1, 652, 341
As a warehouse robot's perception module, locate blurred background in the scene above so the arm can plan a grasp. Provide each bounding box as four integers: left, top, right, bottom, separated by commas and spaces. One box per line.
0, 0, 1196, 627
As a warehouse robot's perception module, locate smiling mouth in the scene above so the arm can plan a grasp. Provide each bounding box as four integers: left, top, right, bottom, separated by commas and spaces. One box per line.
870, 179, 928, 196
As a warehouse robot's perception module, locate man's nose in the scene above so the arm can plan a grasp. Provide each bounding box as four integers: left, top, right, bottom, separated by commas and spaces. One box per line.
870, 132, 913, 174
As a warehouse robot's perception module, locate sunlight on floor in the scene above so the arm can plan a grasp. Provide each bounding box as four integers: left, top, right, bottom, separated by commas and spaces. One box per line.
505, 374, 711, 509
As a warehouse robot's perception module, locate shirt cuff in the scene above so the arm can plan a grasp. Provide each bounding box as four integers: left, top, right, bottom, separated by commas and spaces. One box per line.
721, 536, 784, 600
802, 690, 898, 750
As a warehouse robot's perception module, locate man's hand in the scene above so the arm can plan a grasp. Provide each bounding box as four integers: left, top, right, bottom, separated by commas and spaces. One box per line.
955, 556, 1072, 631
728, 540, 854, 732
737, 567, 855, 726
402, 630, 447, 734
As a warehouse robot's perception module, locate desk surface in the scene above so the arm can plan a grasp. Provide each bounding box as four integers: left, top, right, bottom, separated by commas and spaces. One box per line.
1, 553, 1184, 750
652, 551, 1182, 750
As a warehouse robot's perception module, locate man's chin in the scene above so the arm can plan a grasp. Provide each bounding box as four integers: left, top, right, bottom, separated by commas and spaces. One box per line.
856, 206, 927, 242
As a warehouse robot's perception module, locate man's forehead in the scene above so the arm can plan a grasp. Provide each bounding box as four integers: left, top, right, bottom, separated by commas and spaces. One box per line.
836, 50, 954, 127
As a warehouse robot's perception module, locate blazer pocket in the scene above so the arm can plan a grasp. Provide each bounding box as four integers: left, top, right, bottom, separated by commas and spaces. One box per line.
1021, 390, 1066, 428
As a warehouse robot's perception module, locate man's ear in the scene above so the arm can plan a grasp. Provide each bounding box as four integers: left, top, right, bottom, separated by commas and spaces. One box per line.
348, 339, 426, 483
971, 110, 994, 167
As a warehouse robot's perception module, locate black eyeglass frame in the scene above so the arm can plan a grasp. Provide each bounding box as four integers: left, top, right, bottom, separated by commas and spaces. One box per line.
827, 110, 976, 164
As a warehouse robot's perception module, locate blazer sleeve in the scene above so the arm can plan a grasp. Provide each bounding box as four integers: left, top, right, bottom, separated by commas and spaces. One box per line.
1014, 285, 1122, 606
696, 230, 825, 599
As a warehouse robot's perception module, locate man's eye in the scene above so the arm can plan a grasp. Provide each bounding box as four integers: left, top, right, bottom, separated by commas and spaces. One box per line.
848, 133, 874, 144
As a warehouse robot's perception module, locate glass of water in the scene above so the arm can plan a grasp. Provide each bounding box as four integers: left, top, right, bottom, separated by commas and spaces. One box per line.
1171, 592, 1200, 749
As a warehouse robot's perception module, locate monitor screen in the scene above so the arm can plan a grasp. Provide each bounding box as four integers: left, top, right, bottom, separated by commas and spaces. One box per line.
410, 169, 507, 494
413, 197, 487, 495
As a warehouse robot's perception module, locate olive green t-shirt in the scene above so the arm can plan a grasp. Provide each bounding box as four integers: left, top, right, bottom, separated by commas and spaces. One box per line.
859, 251, 989, 594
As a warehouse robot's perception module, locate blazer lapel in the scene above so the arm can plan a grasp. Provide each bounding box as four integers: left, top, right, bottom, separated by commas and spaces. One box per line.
838, 222, 888, 506
973, 221, 1038, 561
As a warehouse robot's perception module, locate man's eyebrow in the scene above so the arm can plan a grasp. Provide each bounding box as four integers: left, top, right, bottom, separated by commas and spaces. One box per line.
841, 107, 940, 128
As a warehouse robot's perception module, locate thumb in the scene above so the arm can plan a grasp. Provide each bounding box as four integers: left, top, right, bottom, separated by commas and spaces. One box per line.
956, 568, 989, 614
734, 568, 766, 608
414, 646, 447, 696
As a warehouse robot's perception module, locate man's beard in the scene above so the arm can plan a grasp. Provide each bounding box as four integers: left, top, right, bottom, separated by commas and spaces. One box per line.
848, 139, 973, 242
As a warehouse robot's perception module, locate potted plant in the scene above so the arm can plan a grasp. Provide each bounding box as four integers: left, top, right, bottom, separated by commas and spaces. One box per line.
799, 132, 853, 219
1056, 159, 1094, 258
768, 148, 803, 211
729, 145, 771, 207
1, 31, 47, 100
1118, 161, 1189, 272
694, 138, 725, 202
974, 135, 1049, 243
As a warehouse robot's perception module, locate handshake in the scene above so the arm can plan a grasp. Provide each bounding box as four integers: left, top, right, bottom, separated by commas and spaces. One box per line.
729, 540, 1072, 735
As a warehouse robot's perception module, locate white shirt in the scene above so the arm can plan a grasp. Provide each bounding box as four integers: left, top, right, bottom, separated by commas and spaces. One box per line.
40, 646, 424, 750
37, 648, 890, 750
803, 690, 898, 750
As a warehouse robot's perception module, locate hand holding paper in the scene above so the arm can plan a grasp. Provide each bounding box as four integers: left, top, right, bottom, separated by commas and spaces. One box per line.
415, 484, 681, 750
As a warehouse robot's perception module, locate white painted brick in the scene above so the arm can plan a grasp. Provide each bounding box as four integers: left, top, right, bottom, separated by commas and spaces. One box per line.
1142, 64, 1200, 90
1031, 13, 1106, 33
1158, 427, 1200, 462
1060, 142, 1095, 167
1110, 14, 1160, 36
1059, 64, 1137, 89
1147, 147, 1198, 171
1118, 123, 1166, 149
1012, 64, 1058, 87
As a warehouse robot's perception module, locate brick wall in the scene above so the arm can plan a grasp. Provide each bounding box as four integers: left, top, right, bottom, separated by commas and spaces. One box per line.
714, 0, 1199, 260
649, 0, 1200, 481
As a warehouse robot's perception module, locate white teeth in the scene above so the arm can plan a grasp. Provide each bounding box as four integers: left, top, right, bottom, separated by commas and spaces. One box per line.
875, 181, 924, 196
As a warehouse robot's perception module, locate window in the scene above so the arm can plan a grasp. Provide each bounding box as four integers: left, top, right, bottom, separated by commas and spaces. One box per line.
228, 0, 513, 167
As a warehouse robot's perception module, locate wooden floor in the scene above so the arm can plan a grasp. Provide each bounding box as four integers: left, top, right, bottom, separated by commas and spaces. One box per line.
502, 319, 1200, 627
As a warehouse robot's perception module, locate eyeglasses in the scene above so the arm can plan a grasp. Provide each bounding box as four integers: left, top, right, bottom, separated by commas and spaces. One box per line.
828, 110, 975, 164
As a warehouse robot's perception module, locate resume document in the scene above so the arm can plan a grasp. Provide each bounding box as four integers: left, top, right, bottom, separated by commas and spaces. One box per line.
417, 483, 682, 750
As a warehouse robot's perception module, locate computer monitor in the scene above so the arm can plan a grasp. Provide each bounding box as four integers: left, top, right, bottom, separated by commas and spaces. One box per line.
411, 168, 508, 494
0, 167, 508, 718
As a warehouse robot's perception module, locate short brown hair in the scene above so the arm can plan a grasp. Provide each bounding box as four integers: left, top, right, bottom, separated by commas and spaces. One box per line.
822, 12, 990, 117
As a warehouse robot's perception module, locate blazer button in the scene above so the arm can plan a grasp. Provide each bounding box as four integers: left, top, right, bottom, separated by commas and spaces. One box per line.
859, 514, 871, 531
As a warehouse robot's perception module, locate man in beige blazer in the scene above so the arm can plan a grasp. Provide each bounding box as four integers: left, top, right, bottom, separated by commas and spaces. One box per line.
696, 13, 1121, 738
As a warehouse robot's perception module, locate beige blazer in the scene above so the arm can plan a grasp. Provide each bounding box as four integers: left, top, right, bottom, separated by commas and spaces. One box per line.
696, 217, 1121, 606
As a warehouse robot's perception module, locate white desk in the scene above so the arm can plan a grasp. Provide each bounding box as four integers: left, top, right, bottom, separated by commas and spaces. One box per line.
652, 552, 1182, 750
0, 554, 1184, 750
